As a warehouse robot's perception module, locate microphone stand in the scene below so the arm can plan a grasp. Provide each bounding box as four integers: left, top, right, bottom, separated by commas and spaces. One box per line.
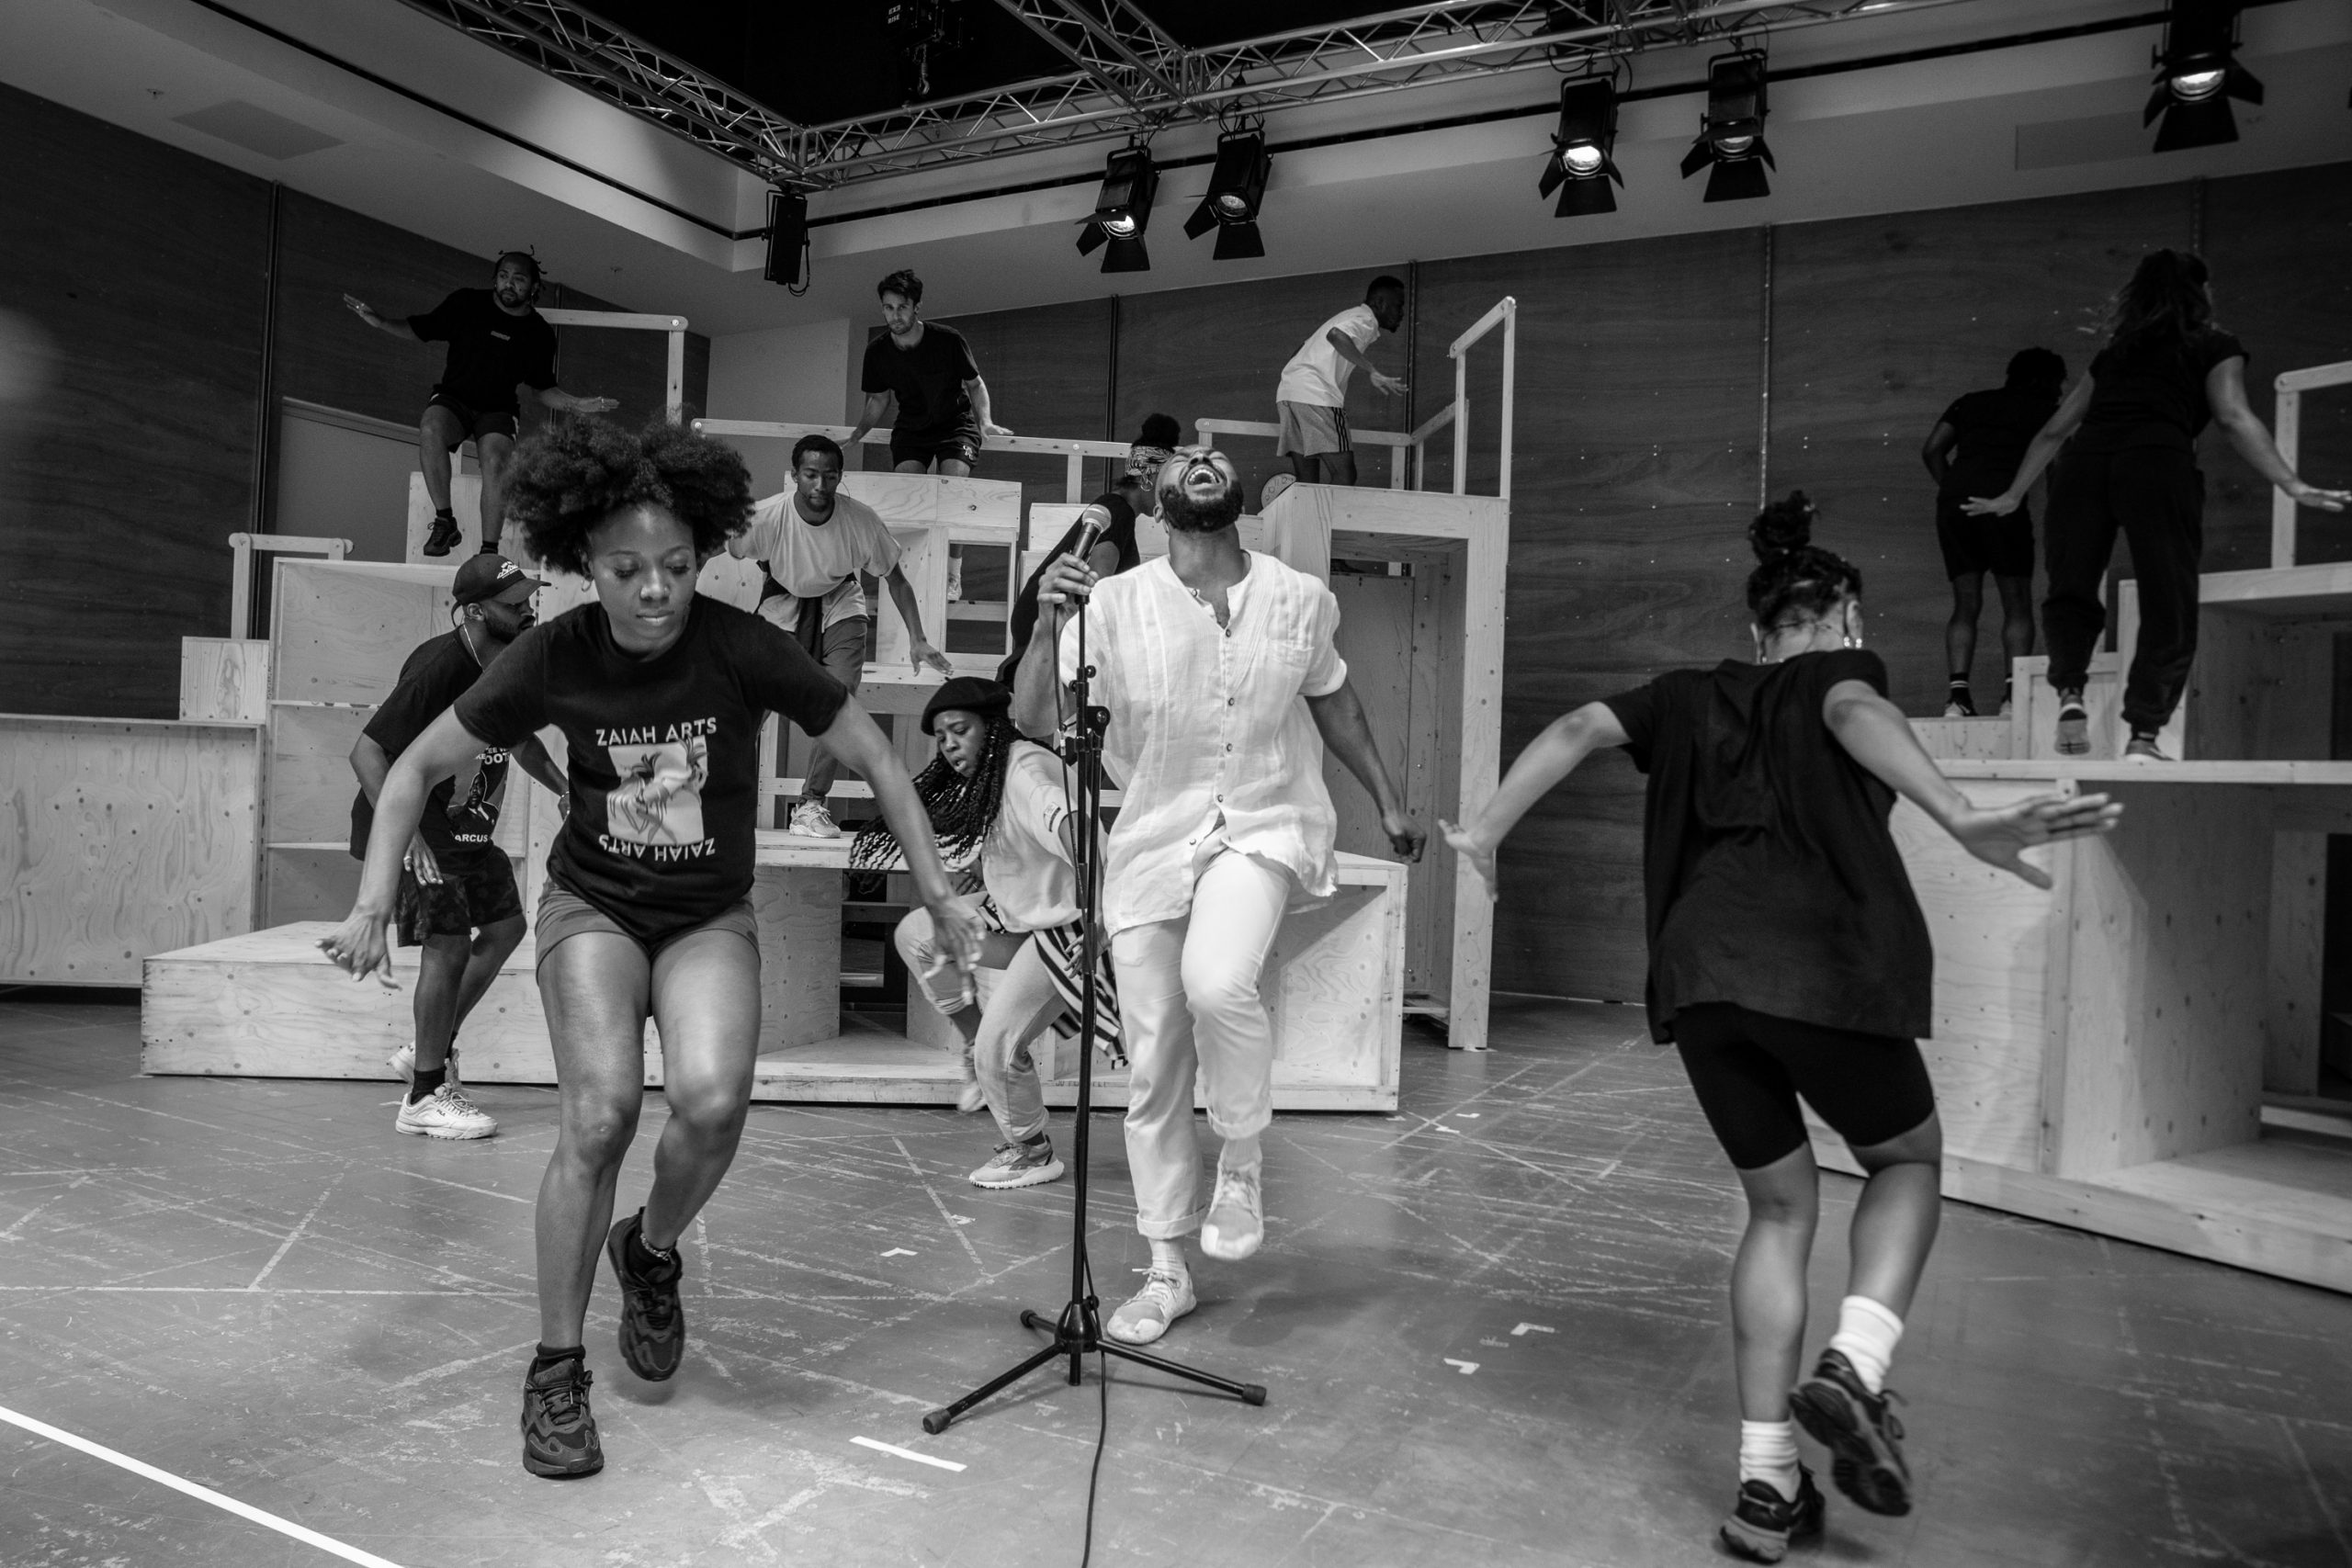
922, 574, 1267, 1435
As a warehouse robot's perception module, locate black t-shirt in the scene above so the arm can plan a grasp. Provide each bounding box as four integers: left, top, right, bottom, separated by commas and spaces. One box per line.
2073, 327, 2247, 454
453, 598, 849, 943
1936, 385, 2059, 499
1004, 491, 1141, 665
408, 289, 559, 414
349, 631, 509, 864
1603, 649, 1931, 1043
861, 322, 979, 441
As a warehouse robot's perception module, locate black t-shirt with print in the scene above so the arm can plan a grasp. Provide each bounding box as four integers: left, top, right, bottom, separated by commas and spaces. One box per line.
861, 321, 980, 441
1936, 385, 2059, 500
1005, 491, 1140, 667
1603, 649, 1931, 1044
350, 630, 508, 865
408, 288, 559, 414
454, 597, 850, 943
2073, 327, 2248, 454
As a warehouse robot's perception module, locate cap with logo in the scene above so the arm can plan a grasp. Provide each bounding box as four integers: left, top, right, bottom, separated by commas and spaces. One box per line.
452, 553, 546, 606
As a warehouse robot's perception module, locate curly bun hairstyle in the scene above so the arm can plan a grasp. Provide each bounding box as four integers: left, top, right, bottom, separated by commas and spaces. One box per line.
502, 418, 754, 579
1135, 412, 1182, 448
1747, 491, 1862, 632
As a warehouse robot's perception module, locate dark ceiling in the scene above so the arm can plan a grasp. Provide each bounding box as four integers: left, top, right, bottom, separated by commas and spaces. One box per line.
570, 2, 1398, 129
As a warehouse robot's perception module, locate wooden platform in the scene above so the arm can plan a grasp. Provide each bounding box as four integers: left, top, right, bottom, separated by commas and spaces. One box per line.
141, 840, 1410, 1111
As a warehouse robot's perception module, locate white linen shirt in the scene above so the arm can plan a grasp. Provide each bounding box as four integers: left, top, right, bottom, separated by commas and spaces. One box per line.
1060, 552, 1348, 936
727, 491, 899, 630
985, 739, 1079, 932
1275, 303, 1380, 408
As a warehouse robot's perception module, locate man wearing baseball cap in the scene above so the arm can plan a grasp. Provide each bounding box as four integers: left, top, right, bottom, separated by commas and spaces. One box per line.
348, 552, 568, 1139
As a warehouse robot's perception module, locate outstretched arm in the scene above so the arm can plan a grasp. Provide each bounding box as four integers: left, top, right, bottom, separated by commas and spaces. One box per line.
321, 710, 484, 982
818, 701, 981, 976
1305, 681, 1423, 859
966, 375, 1012, 438
535, 387, 618, 414
1328, 328, 1406, 397
1964, 376, 2092, 516
343, 295, 418, 342
885, 565, 955, 675
1440, 702, 1627, 897
1822, 678, 2120, 887
514, 734, 567, 796
2208, 357, 2352, 512
847, 391, 891, 448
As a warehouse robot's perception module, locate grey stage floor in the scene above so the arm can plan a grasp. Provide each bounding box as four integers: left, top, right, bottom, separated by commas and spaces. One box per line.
2, 990, 2349, 1568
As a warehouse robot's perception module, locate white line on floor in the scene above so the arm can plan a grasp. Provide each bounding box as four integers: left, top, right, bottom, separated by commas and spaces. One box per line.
248, 1168, 345, 1290
852, 1435, 967, 1472
0, 1402, 408, 1568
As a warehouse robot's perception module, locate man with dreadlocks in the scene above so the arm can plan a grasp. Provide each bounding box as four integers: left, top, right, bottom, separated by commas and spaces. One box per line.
853, 676, 1117, 1189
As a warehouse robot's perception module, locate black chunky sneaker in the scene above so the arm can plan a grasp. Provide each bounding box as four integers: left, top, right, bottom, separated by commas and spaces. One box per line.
422, 513, 462, 557
519, 1355, 603, 1478
1791, 1349, 1913, 1516
605, 1210, 685, 1382
1720, 1465, 1825, 1563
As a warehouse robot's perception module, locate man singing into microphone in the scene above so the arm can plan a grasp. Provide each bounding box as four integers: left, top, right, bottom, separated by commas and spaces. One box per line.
1013, 449, 1424, 1346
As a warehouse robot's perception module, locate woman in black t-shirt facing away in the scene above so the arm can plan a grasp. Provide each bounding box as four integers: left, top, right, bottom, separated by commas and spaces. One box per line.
1442, 496, 2120, 1562
1966, 250, 2348, 760
320, 420, 979, 1482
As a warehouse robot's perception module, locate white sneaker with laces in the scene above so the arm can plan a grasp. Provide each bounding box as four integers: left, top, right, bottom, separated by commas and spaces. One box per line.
787, 800, 841, 839
1940, 701, 1973, 719
388, 1043, 461, 1089
1105, 1269, 1195, 1345
967, 1137, 1065, 1190
1200, 1161, 1264, 1262
396, 1082, 497, 1139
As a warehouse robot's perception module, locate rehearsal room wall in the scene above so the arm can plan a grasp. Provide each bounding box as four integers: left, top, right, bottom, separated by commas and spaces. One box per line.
944, 157, 2352, 1003
0, 82, 709, 720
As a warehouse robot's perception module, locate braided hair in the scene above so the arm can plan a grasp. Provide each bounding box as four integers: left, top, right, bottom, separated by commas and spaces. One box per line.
1747, 491, 1861, 634
848, 714, 1023, 871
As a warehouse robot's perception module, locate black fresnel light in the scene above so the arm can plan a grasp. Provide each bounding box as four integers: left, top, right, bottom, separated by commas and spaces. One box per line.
1539, 76, 1623, 217
1183, 128, 1272, 259
2145, 0, 2263, 152
1077, 145, 1159, 273
1679, 51, 1774, 203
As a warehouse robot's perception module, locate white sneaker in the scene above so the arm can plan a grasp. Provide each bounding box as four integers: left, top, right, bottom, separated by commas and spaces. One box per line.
388, 1043, 460, 1089
1997, 699, 2014, 718
395, 1082, 497, 1140
1200, 1161, 1264, 1262
1105, 1269, 1195, 1345
1940, 701, 1972, 719
967, 1136, 1065, 1190
956, 1078, 988, 1114
945, 558, 964, 604
787, 800, 841, 838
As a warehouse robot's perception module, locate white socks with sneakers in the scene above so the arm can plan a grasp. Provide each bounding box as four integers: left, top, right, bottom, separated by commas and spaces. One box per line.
1827, 1294, 1905, 1393
1148, 1237, 1188, 1279
1739, 1419, 1802, 1501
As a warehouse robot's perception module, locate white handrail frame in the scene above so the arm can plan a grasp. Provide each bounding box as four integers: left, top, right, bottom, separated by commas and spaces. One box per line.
1448, 297, 1518, 502
2271, 359, 2352, 570
227, 532, 350, 640
541, 308, 692, 424
1193, 418, 1415, 490
695, 419, 1133, 503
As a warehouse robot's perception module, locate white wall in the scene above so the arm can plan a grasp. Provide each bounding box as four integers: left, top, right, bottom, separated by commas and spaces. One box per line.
706, 317, 859, 496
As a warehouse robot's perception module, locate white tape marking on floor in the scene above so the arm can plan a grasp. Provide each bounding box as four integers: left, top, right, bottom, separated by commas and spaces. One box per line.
1443, 1358, 1479, 1375
852, 1436, 967, 1472
881, 1248, 917, 1258
0, 1403, 408, 1568
1510, 1323, 1556, 1337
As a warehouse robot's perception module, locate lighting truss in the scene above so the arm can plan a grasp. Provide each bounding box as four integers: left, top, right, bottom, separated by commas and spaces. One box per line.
396, 0, 2000, 192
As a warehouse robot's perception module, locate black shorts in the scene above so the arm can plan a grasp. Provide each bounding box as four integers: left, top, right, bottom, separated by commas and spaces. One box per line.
533, 883, 759, 968
427, 392, 521, 449
393, 852, 524, 945
1935, 495, 2034, 581
889, 428, 980, 470
1671, 1002, 1937, 1170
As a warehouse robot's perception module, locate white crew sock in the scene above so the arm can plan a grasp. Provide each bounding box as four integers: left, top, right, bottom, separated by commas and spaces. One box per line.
1738, 1419, 1802, 1501
1826, 1294, 1905, 1393
1219, 1133, 1262, 1174
1148, 1237, 1189, 1279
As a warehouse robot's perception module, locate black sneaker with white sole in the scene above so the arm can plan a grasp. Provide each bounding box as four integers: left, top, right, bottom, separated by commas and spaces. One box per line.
520, 1354, 603, 1478
2054, 693, 2090, 756
605, 1211, 685, 1382
1790, 1348, 1913, 1516
422, 514, 462, 557
1720, 1466, 1825, 1563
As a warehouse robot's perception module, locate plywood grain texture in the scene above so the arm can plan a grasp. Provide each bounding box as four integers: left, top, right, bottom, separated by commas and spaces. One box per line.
0, 83, 267, 718
179, 638, 271, 723
1, 716, 261, 984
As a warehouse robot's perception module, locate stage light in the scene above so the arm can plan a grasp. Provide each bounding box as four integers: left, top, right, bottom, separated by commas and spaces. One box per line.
1679, 51, 1774, 203
1183, 130, 1272, 260
1538, 77, 1622, 218
1077, 146, 1159, 273
2145, 0, 2263, 152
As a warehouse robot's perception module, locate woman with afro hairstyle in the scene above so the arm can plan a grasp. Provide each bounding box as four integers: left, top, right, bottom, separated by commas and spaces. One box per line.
1442, 494, 2121, 1562
850, 676, 1121, 1190
1966, 250, 2347, 759
321, 418, 981, 1481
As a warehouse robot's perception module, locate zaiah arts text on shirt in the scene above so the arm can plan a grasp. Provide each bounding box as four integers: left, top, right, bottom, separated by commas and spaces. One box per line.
594, 717, 719, 747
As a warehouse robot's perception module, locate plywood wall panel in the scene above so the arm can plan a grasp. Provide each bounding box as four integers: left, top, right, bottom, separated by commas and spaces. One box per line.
0, 83, 268, 718
1769, 186, 2192, 716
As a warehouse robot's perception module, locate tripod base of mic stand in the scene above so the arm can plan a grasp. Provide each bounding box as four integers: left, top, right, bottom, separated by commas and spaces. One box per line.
922, 1295, 1268, 1435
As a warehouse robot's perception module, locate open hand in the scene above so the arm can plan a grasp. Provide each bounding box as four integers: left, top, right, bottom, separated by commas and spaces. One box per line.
1948, 790, 2122, 888
1438, 818, 1498, 900
926, 892, 986, 987
317, 909, 397, 989
910, 638, 956, 677
580, 396, 619, 414
1372, 373, 1408, 398
403, 836, 443, 886
2288, 479, 2352, 512
982, 421, 1015, 438
1382, 808, 1427, 863
1961, 492, 2021, 517
342, 294, 381, 326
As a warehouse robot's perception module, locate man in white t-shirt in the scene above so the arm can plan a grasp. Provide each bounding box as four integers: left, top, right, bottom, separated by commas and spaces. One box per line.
729, 433, 955, 837
1273, 275, 1408, 488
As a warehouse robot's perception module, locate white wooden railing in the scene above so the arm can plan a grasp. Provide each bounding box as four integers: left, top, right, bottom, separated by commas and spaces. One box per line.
541, 308, 691, 423
693, 421, 1133, 503
2272, 358, 2352, 569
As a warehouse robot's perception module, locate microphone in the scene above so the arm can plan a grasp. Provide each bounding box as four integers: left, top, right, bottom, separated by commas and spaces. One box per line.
1069, 507, 1109, 563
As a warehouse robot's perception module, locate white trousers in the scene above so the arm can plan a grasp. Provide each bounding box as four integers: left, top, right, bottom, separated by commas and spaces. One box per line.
894, 905, 1061, 1145
1111, 847, 1291, 1239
